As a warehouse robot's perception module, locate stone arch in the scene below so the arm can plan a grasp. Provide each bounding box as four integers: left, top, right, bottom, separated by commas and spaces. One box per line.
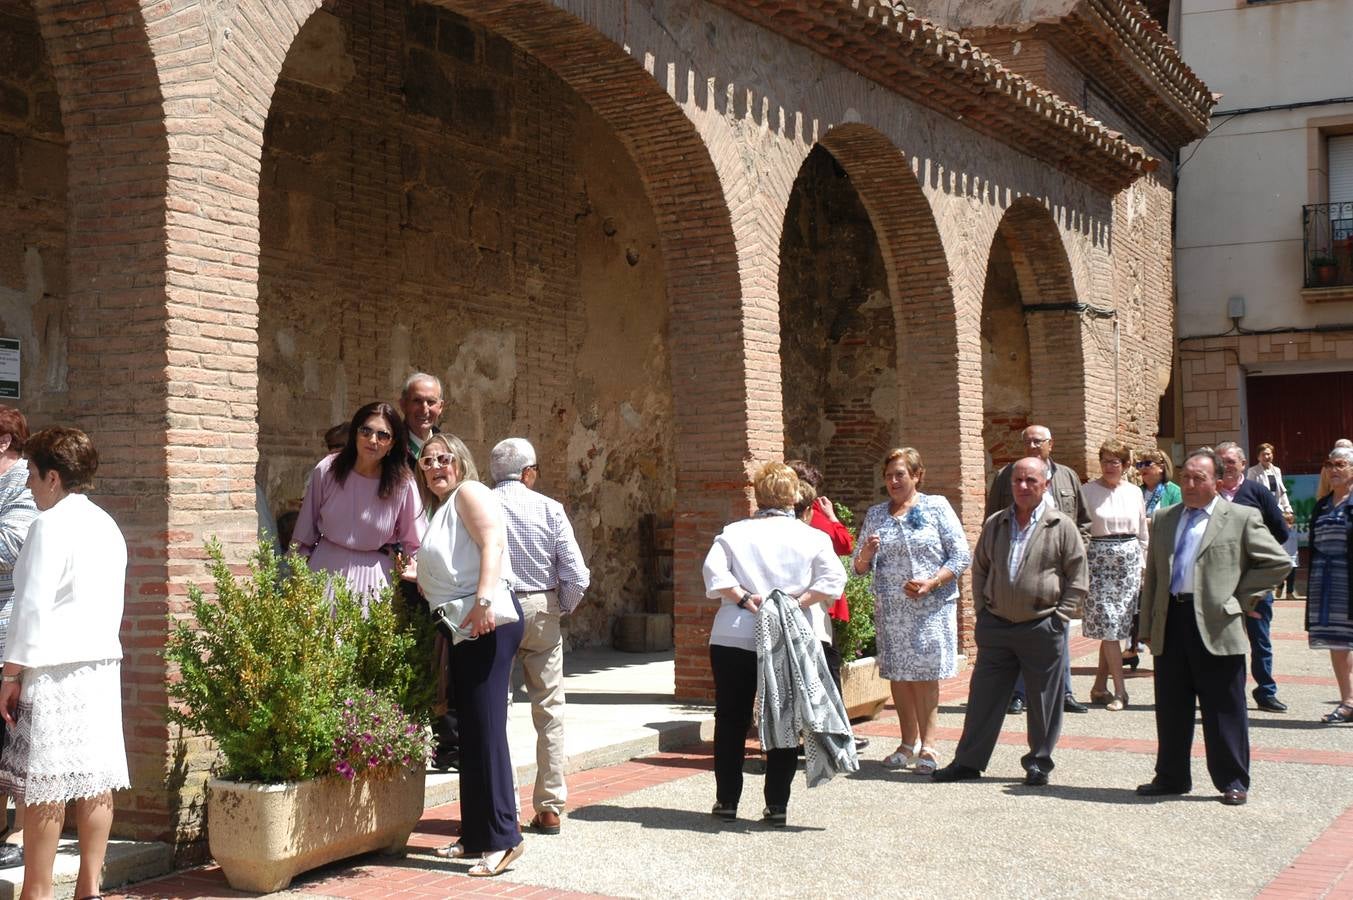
987, 198, 1089, 474
223, 0, 741, 702
813, 124, 962, 500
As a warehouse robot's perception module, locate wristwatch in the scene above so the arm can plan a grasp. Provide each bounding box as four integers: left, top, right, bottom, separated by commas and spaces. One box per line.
476, 595, 493, 609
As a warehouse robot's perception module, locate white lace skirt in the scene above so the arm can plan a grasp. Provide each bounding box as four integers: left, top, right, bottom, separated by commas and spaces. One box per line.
0, 659, 129, 805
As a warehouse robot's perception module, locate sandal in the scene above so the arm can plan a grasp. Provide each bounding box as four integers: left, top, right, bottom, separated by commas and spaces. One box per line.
1106, 692, 1127, 712
468, 843, 524, 877
1089, 688, 1114, 705
1320, 703, 1353, 725
434, 841, 466, 859
881, 743, 918, 770
914, 747, 939, 776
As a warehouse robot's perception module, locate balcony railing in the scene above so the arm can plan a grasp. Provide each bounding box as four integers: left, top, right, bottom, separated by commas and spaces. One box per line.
1303, 201, 1353, 289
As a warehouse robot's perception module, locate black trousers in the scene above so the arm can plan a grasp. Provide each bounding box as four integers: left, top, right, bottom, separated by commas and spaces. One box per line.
821, 640, 843, 696
709, 644, 796, 809
1152, 595, 1250, 792
452, 595, 525, 853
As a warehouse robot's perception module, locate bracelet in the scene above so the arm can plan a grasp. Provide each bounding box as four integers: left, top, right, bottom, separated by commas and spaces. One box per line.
737, 592, 753, 609
0, 674, 19, 684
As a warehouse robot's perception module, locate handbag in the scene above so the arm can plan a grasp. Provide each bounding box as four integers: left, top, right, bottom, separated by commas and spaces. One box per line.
430, 582, 519, 644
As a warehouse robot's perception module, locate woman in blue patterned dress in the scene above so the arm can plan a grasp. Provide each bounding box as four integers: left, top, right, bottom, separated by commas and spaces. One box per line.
1307, 446, 1353, 724
853, 448, 971, 775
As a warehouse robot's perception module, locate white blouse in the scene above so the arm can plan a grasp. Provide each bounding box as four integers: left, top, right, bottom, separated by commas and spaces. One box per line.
702, 515, 847, 650
7, 493, 127, 668
1080, 479, 1149, 556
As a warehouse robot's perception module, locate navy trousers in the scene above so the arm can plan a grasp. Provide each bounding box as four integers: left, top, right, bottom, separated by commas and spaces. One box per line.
1245, 594, 1277, 701
1152, 595, 1250, 793
452, 595, 525, 854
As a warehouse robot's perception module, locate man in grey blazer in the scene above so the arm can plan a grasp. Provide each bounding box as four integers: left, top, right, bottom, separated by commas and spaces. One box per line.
1136, 448, 1291, 806
933, 457, 1089, 786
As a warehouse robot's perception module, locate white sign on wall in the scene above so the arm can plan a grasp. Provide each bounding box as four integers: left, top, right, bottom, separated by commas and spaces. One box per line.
0, 339, 17, 400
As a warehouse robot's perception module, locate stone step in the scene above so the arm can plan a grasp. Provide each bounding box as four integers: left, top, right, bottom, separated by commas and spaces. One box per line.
0, 837, 174, 900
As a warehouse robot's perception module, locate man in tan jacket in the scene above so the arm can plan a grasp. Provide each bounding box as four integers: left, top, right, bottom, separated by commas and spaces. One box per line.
1135, 448, 1290, 806
933, 457, 1088, 786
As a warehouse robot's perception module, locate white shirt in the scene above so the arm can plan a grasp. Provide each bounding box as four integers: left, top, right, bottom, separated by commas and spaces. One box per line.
703, 515, 847, 650
1170, 496, 1219, 595
7, 492, 127, 668
1081, 479, 1150, 556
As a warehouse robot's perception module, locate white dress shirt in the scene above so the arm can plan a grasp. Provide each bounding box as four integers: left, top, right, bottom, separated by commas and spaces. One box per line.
1170, 496, 1219, 595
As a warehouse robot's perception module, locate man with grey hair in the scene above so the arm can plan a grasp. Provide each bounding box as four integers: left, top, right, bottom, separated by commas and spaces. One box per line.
1215, 441, 1289, 712
933, 456, 1088, 786
399, 372, 444, 470
986, 425, 1090, 715
490, 437, 590, 835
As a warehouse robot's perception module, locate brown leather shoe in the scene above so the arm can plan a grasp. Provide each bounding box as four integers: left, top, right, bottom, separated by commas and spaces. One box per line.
528, 811, 561, 834
1221, 788, 1248, 806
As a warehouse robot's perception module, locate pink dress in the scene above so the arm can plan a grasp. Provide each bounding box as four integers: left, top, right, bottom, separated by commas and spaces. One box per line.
293, 453, 423, 603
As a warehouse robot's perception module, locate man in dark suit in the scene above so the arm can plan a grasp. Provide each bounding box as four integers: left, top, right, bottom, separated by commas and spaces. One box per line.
1216, 441, 1290, 712
987, 425, 1090, 715
1136, 448, 1290, 806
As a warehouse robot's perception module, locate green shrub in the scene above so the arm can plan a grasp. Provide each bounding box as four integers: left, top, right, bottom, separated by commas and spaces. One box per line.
166, 539, 432, 783
833, 555, 876, 663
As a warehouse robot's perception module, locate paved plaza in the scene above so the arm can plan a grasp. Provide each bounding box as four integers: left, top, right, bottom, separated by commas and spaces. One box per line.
107, 600, 1353, 899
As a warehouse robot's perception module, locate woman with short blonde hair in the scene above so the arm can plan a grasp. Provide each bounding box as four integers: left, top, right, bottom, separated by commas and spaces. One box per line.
702, 461, 848, 825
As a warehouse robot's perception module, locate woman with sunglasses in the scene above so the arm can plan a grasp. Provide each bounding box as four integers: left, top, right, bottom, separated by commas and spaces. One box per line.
416, 434, 525, 875
292, 401, 422, 606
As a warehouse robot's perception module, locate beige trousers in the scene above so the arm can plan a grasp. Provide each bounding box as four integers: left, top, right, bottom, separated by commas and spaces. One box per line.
514, 590, 567, 815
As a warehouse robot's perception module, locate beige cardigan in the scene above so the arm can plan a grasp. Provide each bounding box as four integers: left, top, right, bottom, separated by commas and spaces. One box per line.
972, 506, 1088, 623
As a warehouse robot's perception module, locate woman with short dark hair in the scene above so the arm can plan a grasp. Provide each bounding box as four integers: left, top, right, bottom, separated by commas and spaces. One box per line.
293, 401, 422, 606
0, 426, 128, 900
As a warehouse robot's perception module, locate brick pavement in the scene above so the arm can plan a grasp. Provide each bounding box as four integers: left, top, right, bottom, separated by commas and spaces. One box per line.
109, 612, 1353, 899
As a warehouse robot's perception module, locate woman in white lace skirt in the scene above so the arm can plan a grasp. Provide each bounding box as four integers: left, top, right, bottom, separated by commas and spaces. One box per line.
0, 427, 128, 900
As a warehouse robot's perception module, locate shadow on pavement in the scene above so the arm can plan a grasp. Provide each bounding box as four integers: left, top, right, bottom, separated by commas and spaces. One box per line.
570, 803, 824, 833
1000, 784, 1220, 805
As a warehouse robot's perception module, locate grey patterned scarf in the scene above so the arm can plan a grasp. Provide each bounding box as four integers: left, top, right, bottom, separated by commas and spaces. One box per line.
755, 590, 859, 787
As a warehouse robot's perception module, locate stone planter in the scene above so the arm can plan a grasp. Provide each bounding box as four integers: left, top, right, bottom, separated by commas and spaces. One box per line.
839, 656, 890, 720
207, 766, 426, 893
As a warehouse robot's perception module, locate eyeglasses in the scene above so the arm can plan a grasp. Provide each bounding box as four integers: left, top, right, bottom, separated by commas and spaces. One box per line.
358, 425, 393, 443
1324, 460, 1352, 470
419, 453, 454, 470
1100, 458, 1124, 467
524, 464, 540, 476
1134, 460, 1157, 469
1024, 438, 1049, 447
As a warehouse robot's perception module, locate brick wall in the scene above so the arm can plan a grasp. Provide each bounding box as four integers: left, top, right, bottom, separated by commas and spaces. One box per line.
981, 234, 1033, 473
780, 146, 896, 520
0, 1, 67, 425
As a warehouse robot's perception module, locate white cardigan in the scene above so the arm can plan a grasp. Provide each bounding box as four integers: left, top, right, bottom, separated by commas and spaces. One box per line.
1245, 463, 1293, 515
6, 493, 126, 668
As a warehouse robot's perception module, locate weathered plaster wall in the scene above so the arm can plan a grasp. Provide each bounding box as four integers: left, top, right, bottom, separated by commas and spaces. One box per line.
779, 147, 896, 518
256, 0, 671, 647
0, 0, 68, 425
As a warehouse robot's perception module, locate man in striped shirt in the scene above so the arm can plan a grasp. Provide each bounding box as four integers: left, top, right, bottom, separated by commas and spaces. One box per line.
489, 438, 590, 836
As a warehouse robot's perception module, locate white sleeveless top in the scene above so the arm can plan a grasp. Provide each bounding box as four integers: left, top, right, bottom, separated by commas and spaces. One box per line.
416, 483, 513, 606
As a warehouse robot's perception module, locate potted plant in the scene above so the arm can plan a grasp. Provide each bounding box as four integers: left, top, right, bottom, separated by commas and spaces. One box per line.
1311, 254, 1339, 285
831, 503, 889, 719
167, 541, 435, 893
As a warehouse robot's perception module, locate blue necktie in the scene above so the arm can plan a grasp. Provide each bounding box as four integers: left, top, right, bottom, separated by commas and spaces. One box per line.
1169, 507, 1204, 595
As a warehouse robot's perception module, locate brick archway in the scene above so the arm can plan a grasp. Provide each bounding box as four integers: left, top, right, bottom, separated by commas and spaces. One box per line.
217, 0, 742, 696
815, 125, 963, 503
25, 0, 187, 842
990, 198, 1089, 475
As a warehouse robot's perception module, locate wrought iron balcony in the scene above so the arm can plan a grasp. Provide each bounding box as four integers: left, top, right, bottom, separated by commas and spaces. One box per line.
1303, 201, 1353, 289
